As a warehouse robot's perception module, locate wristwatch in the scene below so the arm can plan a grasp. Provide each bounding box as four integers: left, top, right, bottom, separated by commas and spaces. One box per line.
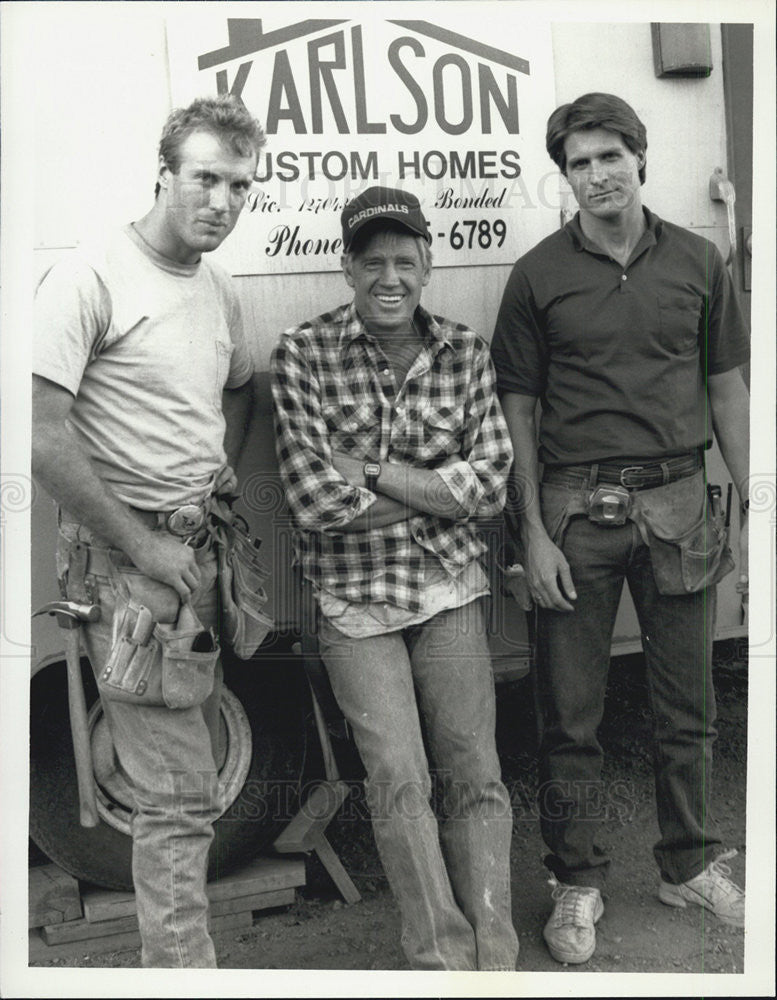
363, 461, 381, 492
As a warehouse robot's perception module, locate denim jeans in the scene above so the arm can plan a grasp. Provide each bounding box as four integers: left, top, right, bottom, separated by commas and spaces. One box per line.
534, 482, 721, 890
318, 598, 519, 971
57, 522, 223, 968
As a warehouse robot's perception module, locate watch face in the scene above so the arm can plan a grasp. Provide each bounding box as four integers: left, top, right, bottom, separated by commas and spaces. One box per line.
364, 462, 381, 477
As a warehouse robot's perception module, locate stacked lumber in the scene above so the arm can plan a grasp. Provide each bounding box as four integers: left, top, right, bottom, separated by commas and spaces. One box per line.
29, 857, 305, 960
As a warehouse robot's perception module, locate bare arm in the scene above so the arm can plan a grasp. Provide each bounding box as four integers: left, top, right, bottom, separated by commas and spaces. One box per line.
217, 378, 254, 495
222, 379, 253, 470
378, 459, 469, 518
332, 452, 466, 525
500, 392, 576, 611
707, 366, 750, 587
32, 375, 201, 599
342, 492, 420, 531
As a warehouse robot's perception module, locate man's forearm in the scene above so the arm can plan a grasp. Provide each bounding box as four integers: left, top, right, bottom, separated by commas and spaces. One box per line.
376, 462, 468, 520
499, 391, 576, 610
340, 493, 419, 532
499, 393, 546, 540
708, 367, 750, 502
332, 450, 467, 520
33, 419, 207, 597
222, 379, 254, 470
32, 421, 153, 554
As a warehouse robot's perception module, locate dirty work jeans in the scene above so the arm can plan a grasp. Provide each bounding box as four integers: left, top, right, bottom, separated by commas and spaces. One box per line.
318, 598, 519, 971
57, 521, 223, 968
534, 487, 721, 891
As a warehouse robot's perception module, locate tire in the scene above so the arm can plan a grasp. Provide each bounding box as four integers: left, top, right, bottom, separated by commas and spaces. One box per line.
29, 642, 307, 891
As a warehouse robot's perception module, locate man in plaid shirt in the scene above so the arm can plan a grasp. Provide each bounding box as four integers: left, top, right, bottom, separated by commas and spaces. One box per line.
271, 186, 518, 971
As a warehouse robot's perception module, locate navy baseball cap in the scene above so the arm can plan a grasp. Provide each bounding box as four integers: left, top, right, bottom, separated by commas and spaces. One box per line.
341, 186, 432, 251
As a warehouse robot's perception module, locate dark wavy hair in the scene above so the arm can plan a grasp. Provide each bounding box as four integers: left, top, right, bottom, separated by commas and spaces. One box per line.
155, 95, 266, 195
546, 93, 648, 184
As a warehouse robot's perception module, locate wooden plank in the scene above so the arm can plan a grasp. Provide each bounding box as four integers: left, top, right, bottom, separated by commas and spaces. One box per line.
206, 856, 304, 903
41, 908, 251, 946
82, 856, 304, 922
273, 781, 351, 852
313, 836, 361, 905
31, 926, 144, 961
210, 887, 294, 917
28, 864, 82, 929
81, 887, 136, 923
42, 912, 140, 943
310, 689, 341, 782
81, 884, 297, 923
29, 892, 295, 961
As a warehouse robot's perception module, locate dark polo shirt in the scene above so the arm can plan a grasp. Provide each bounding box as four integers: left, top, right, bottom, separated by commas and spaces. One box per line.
491, 208, 750, 466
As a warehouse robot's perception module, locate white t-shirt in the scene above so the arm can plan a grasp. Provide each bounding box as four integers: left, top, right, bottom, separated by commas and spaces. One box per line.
34, 225, 254, 509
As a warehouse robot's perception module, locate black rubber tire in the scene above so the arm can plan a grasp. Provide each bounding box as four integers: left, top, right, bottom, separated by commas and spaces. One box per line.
29, 640, 307, 891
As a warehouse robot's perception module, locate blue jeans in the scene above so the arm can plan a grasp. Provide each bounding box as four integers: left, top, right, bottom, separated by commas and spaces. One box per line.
318, 598, 518, 971
57, 522, 223, 968
535, 482, 721, 890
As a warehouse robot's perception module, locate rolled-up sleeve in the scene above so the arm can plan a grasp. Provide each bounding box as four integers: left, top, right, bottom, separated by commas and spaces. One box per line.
436, 339, 513, 519
270, 334, 375, 533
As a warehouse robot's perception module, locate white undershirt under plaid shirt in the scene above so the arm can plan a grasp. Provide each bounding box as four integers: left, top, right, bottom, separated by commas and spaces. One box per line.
270, 302, 513, 613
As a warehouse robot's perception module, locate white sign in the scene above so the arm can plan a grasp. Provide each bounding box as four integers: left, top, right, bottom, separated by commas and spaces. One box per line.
166, 3, 557, 275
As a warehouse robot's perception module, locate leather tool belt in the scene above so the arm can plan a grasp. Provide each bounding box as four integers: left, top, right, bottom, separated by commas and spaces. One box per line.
543, 450, 702, 492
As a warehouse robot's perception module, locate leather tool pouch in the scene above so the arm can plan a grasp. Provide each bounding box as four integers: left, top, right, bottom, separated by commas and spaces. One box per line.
637, 473, 735, 595
99, 570, 218, 708
214, 510, 273, 660
586, 484, 632, 527
155, 606, 219, 710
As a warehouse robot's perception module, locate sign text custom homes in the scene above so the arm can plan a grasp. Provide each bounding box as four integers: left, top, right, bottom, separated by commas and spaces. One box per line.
170, 12, 554, 273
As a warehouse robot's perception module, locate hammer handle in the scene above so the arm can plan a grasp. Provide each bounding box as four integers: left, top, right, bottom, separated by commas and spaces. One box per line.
65, 630, 100, 828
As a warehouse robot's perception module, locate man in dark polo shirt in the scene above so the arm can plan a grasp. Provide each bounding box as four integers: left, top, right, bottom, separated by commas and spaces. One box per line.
491, 92, 750, 965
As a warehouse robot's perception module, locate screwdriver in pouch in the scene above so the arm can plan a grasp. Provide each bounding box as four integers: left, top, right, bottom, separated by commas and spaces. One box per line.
707, 483, 723, 522
131, 605, 155, 646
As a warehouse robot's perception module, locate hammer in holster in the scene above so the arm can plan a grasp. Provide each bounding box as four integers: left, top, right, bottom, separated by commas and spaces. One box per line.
33, 599, 101, 827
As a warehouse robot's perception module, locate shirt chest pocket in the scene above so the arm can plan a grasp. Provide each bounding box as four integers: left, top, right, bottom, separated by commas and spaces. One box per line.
657, 294, 701, 355
401, 405, 463, 462
166, 333, 232, 409
214, 337, 234, 405
322, 401, 380, 456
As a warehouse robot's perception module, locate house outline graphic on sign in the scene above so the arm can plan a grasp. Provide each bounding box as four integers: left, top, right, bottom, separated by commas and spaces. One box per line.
198, 18, 530, 76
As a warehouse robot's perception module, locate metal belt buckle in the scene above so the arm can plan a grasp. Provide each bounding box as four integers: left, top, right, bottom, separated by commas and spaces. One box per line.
166, 504, 205, 536
619, 465, 647, 488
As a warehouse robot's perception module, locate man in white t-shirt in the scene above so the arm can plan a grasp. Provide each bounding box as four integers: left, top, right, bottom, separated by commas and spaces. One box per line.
32, 95, 264, 968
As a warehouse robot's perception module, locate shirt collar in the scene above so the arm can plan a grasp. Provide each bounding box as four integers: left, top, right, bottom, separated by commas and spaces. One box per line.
566, 206, 663, 254
339, 301, 456, 354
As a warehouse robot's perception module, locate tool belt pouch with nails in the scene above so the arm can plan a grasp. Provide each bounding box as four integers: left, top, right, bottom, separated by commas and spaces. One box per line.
212, 506, 273, 659
636, 472, 735, 596
99, 570, 218, 708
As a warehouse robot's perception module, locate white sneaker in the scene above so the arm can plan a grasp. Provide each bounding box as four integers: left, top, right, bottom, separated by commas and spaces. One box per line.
658, 849, 745, 927
543, 878, 604, 964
